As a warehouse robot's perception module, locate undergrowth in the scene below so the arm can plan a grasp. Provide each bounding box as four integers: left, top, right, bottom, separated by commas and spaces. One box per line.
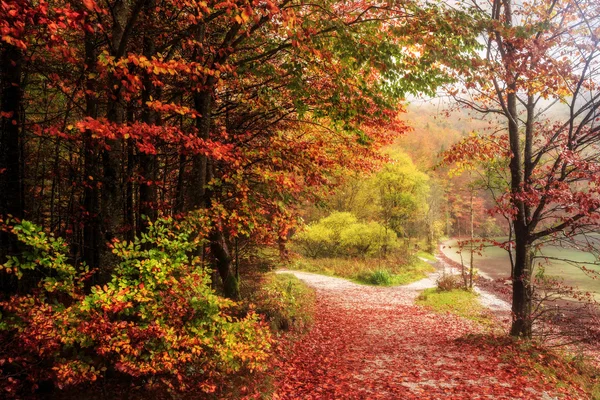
459, 334, 600, 399
290, 255, 435, 286
249, 272, 316, 333
416, 250, 437, 261
218, 272, 315, 400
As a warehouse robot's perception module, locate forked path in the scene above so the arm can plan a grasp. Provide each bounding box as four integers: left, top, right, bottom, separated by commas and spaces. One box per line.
273, 271, 579, 400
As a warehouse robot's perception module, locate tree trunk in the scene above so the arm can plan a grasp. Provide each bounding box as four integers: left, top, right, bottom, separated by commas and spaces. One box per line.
188, 22, 242, 297
499, 0, 534, 339
138, 2, 157, 233
172, 154, 186, 214
210, 228, 239, 299
191, 87, 240, 298
189, 89, 212, 209
0, 43, 23, 293
469, 188, 474, 289
99, 0, 129, 268
509, 230, 534, 337
82, 30, 102, 270
0, 44, 23, 222
125, 136, 136, 241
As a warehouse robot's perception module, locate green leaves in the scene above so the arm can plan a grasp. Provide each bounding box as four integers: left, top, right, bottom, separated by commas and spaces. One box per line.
0, 216, 271, 393
294, 211, 397, 258
2, 219, 79, 291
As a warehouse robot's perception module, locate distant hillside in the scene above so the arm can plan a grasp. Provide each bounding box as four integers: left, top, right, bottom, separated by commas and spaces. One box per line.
394, 102, 496, 170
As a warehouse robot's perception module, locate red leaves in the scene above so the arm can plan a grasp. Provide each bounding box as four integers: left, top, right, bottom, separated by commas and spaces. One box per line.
272, 279, 581, 399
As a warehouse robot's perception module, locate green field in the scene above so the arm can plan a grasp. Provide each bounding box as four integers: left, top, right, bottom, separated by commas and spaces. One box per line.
442, 239, 600, 300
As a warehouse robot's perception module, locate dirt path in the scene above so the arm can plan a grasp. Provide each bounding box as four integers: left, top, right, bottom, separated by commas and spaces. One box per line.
272, 270, 581, 400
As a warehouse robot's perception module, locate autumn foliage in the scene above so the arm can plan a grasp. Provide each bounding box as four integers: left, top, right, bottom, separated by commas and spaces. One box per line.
0, 216, 271, 396
0, 0, 478, 300
0, 0, 482, 396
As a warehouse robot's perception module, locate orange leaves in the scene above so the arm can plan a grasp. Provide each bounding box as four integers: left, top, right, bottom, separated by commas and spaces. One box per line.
145, 100, 201, 118
82, 0, 101, 13
439, 132, 510, 176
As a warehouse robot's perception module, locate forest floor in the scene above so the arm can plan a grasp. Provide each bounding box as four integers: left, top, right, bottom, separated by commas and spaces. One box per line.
271, 268, 590, 399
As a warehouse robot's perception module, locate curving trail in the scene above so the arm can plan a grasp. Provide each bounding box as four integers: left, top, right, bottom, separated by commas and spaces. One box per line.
272, 270, 581, 400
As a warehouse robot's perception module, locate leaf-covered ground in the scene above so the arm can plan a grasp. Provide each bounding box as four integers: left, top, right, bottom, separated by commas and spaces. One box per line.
272, 271, 586, 399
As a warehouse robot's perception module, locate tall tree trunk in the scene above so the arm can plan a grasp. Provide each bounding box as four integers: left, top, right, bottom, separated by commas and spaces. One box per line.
0, 44, 23, 221
125, 136, 136, 241
189, 89, 213, 210
138, 1, 157, 233
82, 30, 101, 270
189, 21, 243, 298
469, 187, 474, 289
210, 228, 238, 299
191, 88, 239, 299
501, 0, 533, 339
99, 0, 130, 268
173, 153, 186, 214
0, 43, 23, 293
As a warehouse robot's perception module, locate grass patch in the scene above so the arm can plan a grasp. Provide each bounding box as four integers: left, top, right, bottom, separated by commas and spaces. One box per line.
249, 272, 316, 333
290, 256, 434, 286
416, 250, 436, 261
416, 288, 493, 325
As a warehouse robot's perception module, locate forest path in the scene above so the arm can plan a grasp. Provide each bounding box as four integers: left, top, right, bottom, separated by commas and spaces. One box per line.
272, 270, 571, 400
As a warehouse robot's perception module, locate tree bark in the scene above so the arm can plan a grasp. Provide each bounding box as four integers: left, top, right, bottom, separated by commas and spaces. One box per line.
0, 44, 23, 222
209, 228, 238, 299
82, 30, 102, 270
501, 0, 534, 339
509, 233, 534, 337
189, 89, 213, 209
138, 0, 158, 233
0, 43, 23, 294
191, 85, 241, 298
99, 0, 131, 268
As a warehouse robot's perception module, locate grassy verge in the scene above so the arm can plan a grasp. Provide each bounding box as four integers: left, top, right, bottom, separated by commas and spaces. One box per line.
290, 256, 434, 286
529, 352, 600, 399
248, 272, 316, 333
416, 250, 437, 261
221, 272, 315, 399
460, 334, 600, 399
416, 288, 493, 325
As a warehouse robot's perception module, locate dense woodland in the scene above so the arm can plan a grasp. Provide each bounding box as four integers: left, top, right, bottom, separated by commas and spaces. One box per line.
2, 0, 600, 398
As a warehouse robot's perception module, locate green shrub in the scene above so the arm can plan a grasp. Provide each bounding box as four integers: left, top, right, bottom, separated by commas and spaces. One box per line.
0, 217, 272, 396
436, 273, 464, 291
294, 223, 335, 258
294, 212, 397, 258
340, 222, 398, 256
361, 269, 393, 285
319, 211, 359, 233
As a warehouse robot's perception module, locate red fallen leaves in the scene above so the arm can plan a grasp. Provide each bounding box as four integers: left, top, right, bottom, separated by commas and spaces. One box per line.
271, 279, 586, 399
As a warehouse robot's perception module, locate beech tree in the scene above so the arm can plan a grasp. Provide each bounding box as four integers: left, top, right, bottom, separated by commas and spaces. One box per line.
0, 0, 479, 299
447, 0, 600, 338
